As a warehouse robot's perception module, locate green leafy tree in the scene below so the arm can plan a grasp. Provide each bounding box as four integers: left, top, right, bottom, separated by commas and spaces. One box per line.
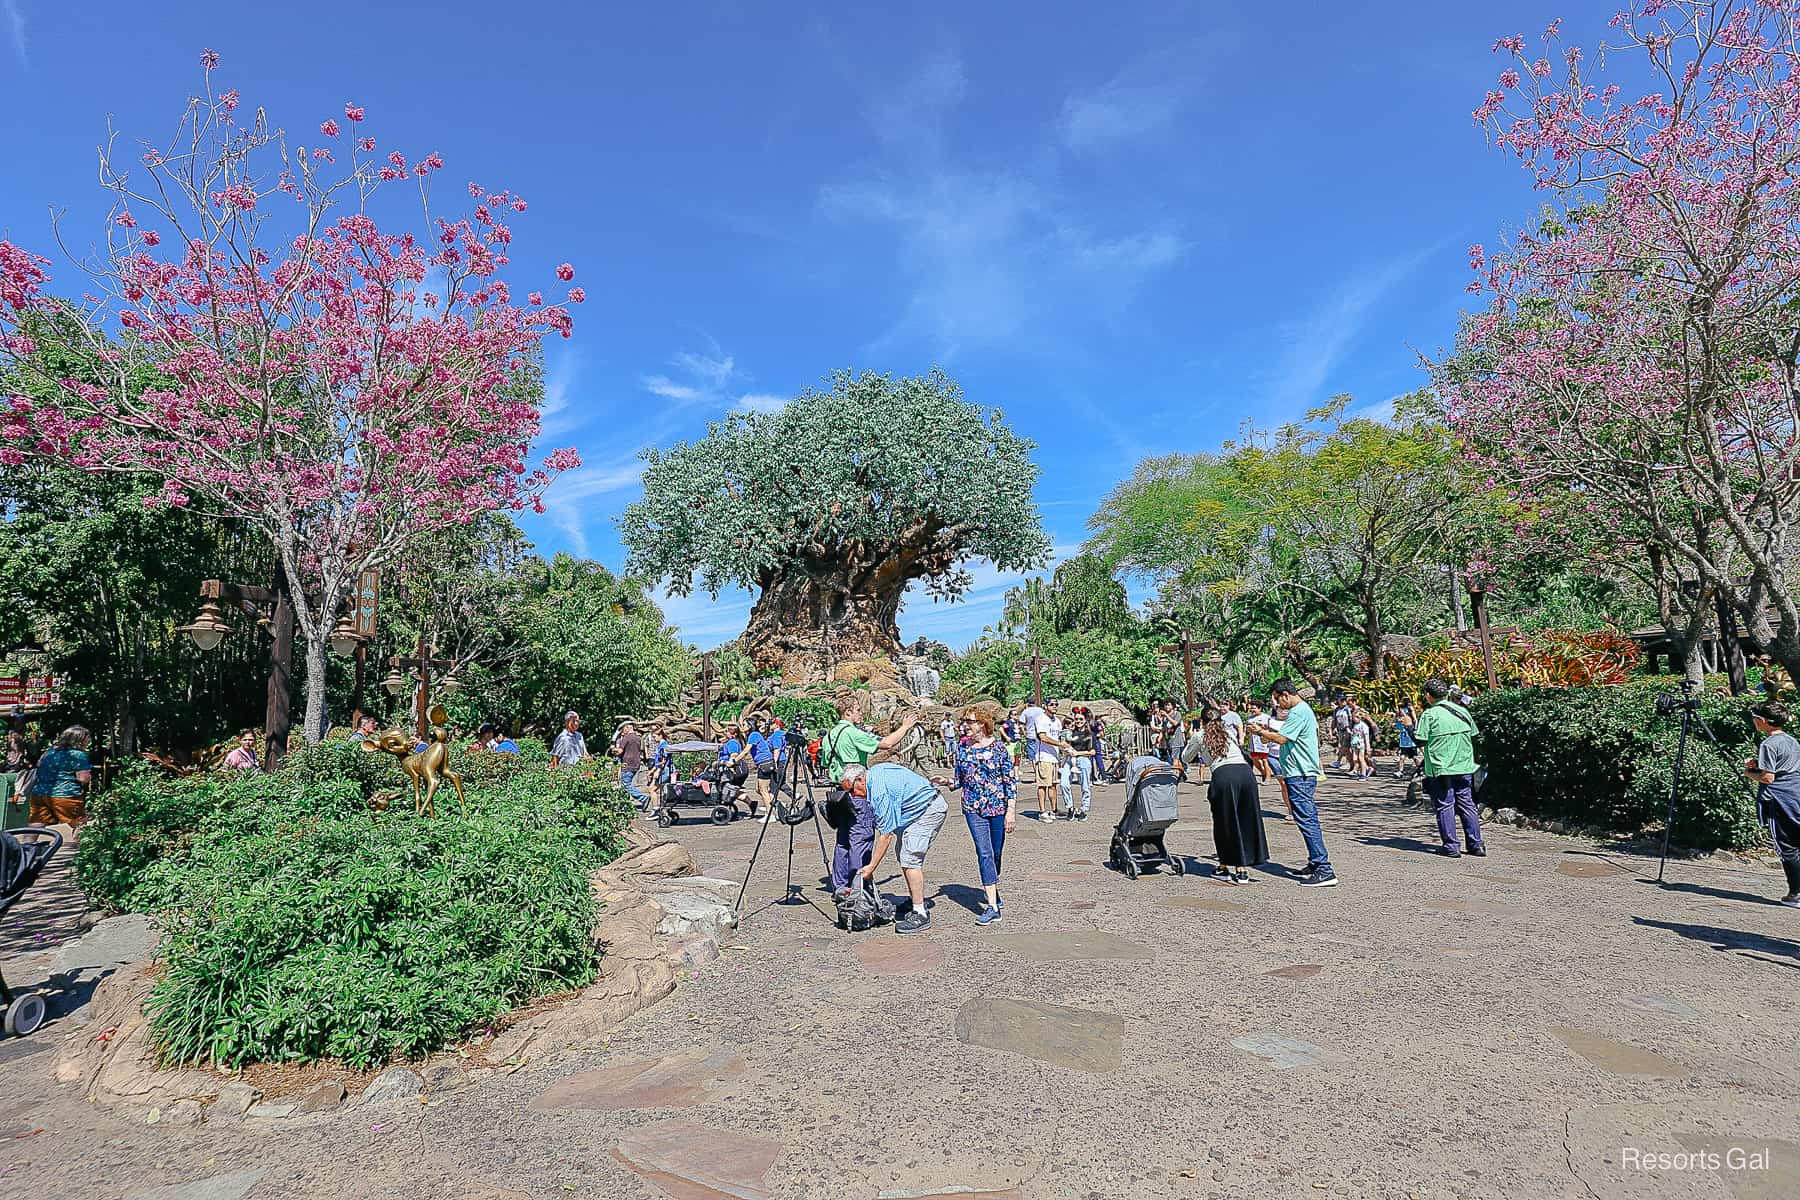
1090, 397, 1461, 679
620, 368, 1050, 681
1000, 553, 1135, 638
451, 554, 691, 739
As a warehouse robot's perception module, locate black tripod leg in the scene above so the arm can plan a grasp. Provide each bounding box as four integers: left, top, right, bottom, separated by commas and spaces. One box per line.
733, 802, 781, 916
1657, 708, 1692, 883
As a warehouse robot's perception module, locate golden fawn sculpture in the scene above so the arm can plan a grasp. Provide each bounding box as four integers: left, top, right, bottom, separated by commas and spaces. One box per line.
361, 705, 466, 817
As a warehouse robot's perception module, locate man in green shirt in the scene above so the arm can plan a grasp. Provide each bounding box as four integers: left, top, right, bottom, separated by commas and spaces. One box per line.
1415, 678, 1485, 857
823, 695, 920, 897
1257, 679, 1337, 887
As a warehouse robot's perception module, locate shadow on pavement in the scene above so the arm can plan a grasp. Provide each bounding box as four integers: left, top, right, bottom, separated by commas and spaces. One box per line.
1632, 916, 1800, 970
1356, 835, 1442, 856
1637, 877, 1780, 907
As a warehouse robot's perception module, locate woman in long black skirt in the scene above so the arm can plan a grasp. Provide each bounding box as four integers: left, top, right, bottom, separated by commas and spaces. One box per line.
1204, 710, 1268, 882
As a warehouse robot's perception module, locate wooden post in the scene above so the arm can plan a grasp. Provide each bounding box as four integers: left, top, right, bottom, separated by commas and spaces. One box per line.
388, 634, 453, 743
1157, 631, 1215, 710
697, 652, 717, 740
1012, 652, 1062, 705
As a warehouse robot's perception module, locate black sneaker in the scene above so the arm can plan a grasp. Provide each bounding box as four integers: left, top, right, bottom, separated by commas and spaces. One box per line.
1468, 845, 1488, 857
895, 908, 932, 934
1292, 863, 1320, 879
1299, 868, 1339, 888
1437, 846, 1462, 858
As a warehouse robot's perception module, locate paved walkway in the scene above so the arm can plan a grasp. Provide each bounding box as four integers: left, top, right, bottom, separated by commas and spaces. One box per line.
3, 768, 1796, 1199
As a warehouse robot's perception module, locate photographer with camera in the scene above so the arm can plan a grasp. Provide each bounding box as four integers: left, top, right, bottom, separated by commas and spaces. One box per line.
822, 696, 920, 900
1743, 702, 1800, 908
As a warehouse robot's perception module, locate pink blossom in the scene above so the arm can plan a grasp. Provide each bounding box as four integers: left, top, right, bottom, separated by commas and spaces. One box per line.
200, 48, 219, 69
567, 287, 585, 303
221, 89, 240, 112
320, 119, 341, 137
358, 137, 376, 152
344, 103, 366, 122
140, 230, 160, 246
1498, 69, 1520, 89
556, 263, 574, 281
114, 212, 136, 228
527, 291, 543, 306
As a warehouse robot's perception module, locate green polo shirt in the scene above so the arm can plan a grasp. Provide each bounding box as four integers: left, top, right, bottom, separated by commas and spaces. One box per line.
1415, 701, 1479, 777
823, 719, 879, 777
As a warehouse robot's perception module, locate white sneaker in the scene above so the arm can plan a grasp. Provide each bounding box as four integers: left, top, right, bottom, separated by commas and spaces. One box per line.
1040, 811, 1057, 822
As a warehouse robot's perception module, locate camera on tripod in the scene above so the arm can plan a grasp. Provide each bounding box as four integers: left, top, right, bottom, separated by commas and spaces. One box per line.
1655, 678, 1703, 717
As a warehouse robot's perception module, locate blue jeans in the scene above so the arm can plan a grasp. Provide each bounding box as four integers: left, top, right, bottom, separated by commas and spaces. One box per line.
621, 768, 648, 808
964, 809, 1006, 887
1061, 756, 1092, 814
1284, 775, 1331, 869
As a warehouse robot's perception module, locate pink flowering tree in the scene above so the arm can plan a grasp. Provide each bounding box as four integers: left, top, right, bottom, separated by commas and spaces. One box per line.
1442, 2, 1800, 682
0, 51, 582, 741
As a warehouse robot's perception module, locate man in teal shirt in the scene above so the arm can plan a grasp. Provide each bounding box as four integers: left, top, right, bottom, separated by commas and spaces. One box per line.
1257, 679, 1337, 887
1415, 678, 1485, 857
842, 760, 948, 934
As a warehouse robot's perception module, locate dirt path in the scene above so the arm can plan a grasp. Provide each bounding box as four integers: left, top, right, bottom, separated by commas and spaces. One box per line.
3, 767, 1795, 1199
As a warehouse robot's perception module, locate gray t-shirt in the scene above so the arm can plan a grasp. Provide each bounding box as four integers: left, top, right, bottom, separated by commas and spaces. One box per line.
552, 728, 588, 766
1757, 730, 1800, 779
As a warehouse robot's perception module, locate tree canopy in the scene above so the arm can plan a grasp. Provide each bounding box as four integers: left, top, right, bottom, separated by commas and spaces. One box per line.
621, 368, 1050, 678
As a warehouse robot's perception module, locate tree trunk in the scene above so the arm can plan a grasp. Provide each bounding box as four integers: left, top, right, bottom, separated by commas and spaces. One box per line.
742, 566, 905, 683
1449, 564, 1466, 631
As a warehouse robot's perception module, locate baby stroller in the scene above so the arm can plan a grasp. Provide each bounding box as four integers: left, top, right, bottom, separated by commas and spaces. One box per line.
1, 825, 63, 1037
655, 744, 746, 828
1109, 755, 1184, 879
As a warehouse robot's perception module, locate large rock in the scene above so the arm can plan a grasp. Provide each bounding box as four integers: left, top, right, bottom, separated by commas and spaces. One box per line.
485, 958, 676, 1063
357, 1066, 424, 1106
57, 967, 221, 1106
652, 891, 738, 941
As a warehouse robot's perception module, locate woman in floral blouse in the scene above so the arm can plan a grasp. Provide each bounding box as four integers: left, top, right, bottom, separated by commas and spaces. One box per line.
937, 705, 1017, 926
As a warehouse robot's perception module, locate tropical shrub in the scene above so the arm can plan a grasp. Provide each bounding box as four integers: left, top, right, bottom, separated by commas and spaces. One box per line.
1470, 683, 1763, 851
77, 745, 632, 1067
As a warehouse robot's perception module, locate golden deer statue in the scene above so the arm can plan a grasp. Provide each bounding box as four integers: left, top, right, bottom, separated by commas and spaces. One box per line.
361, 705, 466, 817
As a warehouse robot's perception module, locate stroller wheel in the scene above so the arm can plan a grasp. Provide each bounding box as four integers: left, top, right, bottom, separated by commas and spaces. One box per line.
1170, 856, 1187, 876
1123, 856, 1140, 880
655, 808, 677, 828
711, 805, 733, 826
4, 992, 46, 1037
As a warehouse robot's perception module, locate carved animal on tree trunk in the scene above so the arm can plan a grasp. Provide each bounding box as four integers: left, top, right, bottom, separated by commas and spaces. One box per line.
361, 705, 466, 817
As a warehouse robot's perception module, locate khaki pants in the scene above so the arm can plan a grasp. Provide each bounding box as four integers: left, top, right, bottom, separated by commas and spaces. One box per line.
30, 794, 85, 826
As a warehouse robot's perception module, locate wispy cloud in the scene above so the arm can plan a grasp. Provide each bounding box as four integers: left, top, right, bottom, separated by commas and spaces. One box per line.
733, 393, 789, 415
821, 49, 1187, 357
642, 375, 706, 403
3, 0, 26, 66
655, 585, 756, 650
1057, 38, 1237, 152
539, 458, 646, 557
1266, 246, 1439, 412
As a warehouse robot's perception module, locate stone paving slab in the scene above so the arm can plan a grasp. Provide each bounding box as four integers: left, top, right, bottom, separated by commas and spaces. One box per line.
612, 1120, 782, 1200
954, 996, 1125, 1073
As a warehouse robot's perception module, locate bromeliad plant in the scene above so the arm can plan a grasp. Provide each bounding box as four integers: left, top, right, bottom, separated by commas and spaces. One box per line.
0, 49, 582, 743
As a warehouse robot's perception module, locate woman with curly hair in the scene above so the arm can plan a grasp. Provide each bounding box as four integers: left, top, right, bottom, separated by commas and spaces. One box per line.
936, 705, 1017, 925
1203, 706, 1267, 883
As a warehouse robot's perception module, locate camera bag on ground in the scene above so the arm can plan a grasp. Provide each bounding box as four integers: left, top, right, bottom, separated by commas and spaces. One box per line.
835, 878, 895, 932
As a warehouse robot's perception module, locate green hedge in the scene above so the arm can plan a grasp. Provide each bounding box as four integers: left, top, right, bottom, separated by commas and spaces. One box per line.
1469, 684, 1766, 851
75, 739, 633, 1068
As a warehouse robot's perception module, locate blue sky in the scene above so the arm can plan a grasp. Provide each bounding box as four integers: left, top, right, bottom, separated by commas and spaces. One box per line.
0, 1, 1586, 650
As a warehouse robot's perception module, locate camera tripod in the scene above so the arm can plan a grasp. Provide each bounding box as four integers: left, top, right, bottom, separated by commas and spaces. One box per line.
1656, 679, 1723, 883
732, 745, 836, 926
